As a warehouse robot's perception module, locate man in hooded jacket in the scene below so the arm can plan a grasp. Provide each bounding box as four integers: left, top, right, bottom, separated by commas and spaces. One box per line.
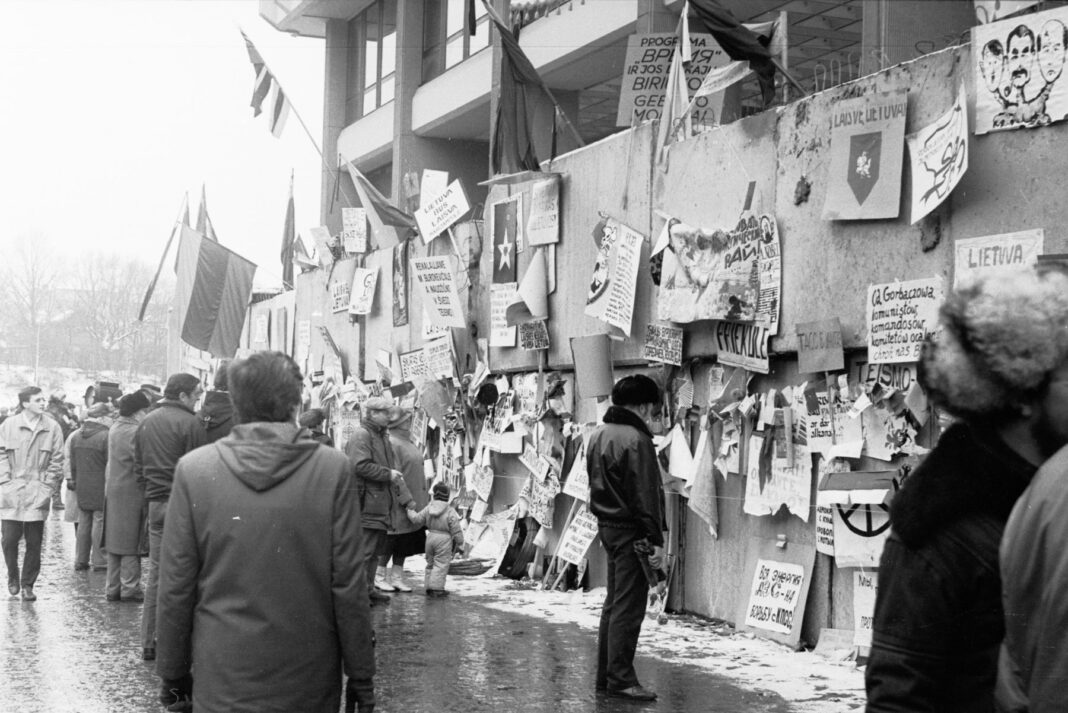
156, 351, 376, 713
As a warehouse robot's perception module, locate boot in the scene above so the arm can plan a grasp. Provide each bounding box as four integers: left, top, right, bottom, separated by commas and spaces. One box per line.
374, 566, 397, 592
390, 565, 412, 592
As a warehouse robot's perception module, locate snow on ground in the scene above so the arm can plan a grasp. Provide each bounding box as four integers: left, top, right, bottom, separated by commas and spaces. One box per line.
400, 556, 866, 712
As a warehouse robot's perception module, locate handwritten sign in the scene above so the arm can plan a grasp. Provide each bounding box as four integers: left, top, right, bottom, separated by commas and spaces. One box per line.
558, 507, 600, 565
527, 473, 558, 528
796, 318, 844, 374
490, 283, 516, 347
309, 225, 335, 268
584, 217, 643, 336
330, 279, 351, 313
519, 320, 549, 351
412, 256, 466, 328
342, 207, 367, 253
866, 278, 943, 364
519, 442, 543, 479
853, 571, 878, 648
954, 229, 1043, 288
854, 361, 917, 394
743, 436, 812, 522
744, 559, 806, 635
714, 321, 770, 374
398, 348, 429, 384
907, 82, 968, 223
562, 449, 589, 502
526, 177, 560, 246
335, 407, 361, 452
414, 179, 470, 244
815, 505, 835, 556
348, 266, 378, 315
643, 324, 683, 366
423, 337, 454, 381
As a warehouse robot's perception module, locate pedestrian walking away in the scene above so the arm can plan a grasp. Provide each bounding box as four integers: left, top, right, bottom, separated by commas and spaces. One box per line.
587, 374, 666, 702
155, 351, 376, 713
197, 361, 234, 444
866, 265, 1068, 713
69, 401, 113, 572
104, 391, 151, 602
406, 481, 463, 597
0, 386, 66, 602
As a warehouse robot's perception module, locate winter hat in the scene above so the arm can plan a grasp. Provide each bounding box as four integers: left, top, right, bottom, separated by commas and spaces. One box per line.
86, 402, 112, 419
118, 391, 151, 417
362, 396, 394, 414
298, 408, 326, 429
432, 482, 450, 502
388, 407, 413, 429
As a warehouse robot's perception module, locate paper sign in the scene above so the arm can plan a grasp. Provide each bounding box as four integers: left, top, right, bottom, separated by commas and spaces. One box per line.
519, 442, 542, 478
907, 82, 968, 223
527, 473, 559, 528
253, 313, 269, 344
490, 283, 517, 347
974, 5, 1068, 135
492, 194, 522, 283
744, 559, 806, 635
570, 334, 614, 399
954, 229, 1043, 288
815, 505, 835, 556
866, 278, 944, 364
853, 571, 878, 648
854, 361, 918, 394
823, 90, 908, 220
658, 214, 780, 328
833, 504, 890, 568
714, 321, 770, 374
335, 408, 361, 452
526, 177, 560, 246
342, 207, 368, 253
796, 318, 845, 374
412, 256, 466, 328
330, 278, 351, 313
506, 248, 549, 325
309, 226, 335, 268
562, 448, 589, 502
584, 216, 643, 336
470, 465, 494, 502
558, 506, 600, 565
643, 324, 684, 366
398, 348, 429, 384
519, 321, 550, 351
743, 437, 812, 522
414, 179, 470, 244
420, 169, 449, 209
348, 266, 378, 315
423, 337, 455, 381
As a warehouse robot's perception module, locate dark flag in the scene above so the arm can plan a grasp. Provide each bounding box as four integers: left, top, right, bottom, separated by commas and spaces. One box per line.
280, 172, 295, 289
688, 0, 777, 107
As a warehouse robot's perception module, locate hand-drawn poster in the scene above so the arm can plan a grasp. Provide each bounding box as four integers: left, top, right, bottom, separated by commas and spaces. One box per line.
558, 506, 600, 566
954, 229, 1044, 287
330, 278, 351, 313
348, 266, 378, 315
866, 278, 944, 364
310, 226, 336, 268
492, 194, 522, 283
658, 214, 780, 328
815, 505, 835, 556
423, 337, 455, 381
412, 256, 466, 329
743, 437, 812, 522
335, 407, 361, 452
744, 559, 806, 635
519, 320, 549, 351
526, 176, 560, 246
974, 5, 1068, 134
414, 179, 469, 244
807, 391, 864, 456
490, 283, 517, 347
643, 324, 684, 366
714, 321, 770, 374
833, 503, 890, 568
584, 216, 643, 336
562, 448, 589, 502
470, 464, 494, 503
975, 1, 1041, 24
393, 240, 409, 327
398, 347, 429, 384
854, 361, 918, 395
796, 318, 845, 375
907, 82, 969, 223
527, 473, 559, 528
853, 571, 878, 648
823, 90, 908, 220
342, 207, 368, 253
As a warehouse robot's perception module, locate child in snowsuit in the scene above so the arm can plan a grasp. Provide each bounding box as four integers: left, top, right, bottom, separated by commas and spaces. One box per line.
406, 482, 464, 597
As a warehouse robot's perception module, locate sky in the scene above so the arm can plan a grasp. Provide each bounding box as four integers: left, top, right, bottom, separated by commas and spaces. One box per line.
0, 0, 325, 289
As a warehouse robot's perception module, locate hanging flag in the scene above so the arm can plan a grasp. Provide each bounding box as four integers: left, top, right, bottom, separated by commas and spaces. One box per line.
342, 157, 417, 249
280, 172, 296, 289
138, 194, 189, 322
655, 3, 693, 163
196, 184, 218, 242
173, 225, 257, 358
689, 0, 777, 107
241, 30, 291, 138
692, 18, 782, 99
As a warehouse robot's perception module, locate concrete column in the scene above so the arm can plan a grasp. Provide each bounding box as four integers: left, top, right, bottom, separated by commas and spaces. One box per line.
322, 18, 350, 229
391, 0, 425, 205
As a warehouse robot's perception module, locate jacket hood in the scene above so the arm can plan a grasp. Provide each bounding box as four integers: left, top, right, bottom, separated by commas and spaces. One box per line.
78, 420, 109, 438
890, 421, 1036, 548
426, 500, 449, 517
200, 391, 233, 416
215, 422, 321, 492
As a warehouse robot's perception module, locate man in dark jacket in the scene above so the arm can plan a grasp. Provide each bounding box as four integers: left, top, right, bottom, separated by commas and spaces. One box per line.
156, 351, 375, 713
135, 373, 205, 662
587, 374, 665, 702
345, 396, 405, 606
69, 402, 112, 571
46, 389, 77, 510
197, 362, 234, 444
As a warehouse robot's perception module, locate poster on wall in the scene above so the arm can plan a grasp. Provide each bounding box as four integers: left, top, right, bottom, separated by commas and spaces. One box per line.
658, 214, 780, 328
954, 229, 1044, 287
833, 504, 890, 568
423, 337, 455, 381
796, 318, 845, 374
815, 505, 835, 556
519, 320, 550, 351
398, 348, 429, 384
584, 216, 644, 336
974, 5, 1068, 134
744, 559, 807, 635
348, 266, 378, 315
492, 193, 522, 283
342, 207, 368, 253
714, 321, 770, 374
823, 90, 908, 220
414, 179, 470, 244
866, 278, 944, 364
526, 176, 560, 246
743, 436, 812, 522
330, 278, 351, 313
411, 256, 466, 328
558, 506, 600, 566
907, 82, 969, 224
853, 570, 879, 648
490, 283, 517, 347
643, 324, 684, 366
974, 1, 1041, 24
393, 241, 410, 327
335, 407, 361, 452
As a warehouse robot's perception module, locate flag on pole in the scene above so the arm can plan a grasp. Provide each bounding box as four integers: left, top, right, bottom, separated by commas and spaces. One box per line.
655, 2, 693, 163
688, 0, 778, 107
173, 225, 257, 358
691, 17, 782, 100
280, 172, 295, 289
196, 184, 219, 242
342, 157, 417, 250
242, 30, 291, 138
138, 194, 189, 322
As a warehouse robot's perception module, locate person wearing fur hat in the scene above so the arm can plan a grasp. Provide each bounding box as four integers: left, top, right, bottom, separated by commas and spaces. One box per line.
866, 264, 1068, 713
299, 408, 334, 447
405, 481, 464, 597
375, 407, 427, 593
103, 391, 151, 602
69, 401, 113, 572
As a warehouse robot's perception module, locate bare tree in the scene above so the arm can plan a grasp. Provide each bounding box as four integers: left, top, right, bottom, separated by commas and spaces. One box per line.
0, 235, 67, 372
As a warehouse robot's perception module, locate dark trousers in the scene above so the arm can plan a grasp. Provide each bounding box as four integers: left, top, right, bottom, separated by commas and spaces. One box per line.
597, 526, 648, 691
2, 520, 45, 587
362, 528, 388, 595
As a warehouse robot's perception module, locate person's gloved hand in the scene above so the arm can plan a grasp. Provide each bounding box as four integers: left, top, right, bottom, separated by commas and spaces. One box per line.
345, 678, 375, 713
393, 477, 414, 507
66, 479, 75, 491
160, 674, 193, 711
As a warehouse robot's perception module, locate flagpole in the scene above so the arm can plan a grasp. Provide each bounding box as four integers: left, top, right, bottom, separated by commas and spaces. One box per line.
138, 194, 190, 322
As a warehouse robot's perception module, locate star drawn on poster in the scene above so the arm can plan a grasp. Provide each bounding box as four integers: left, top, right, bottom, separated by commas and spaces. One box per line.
492, 197, 518, 283
498, 240, 512, 270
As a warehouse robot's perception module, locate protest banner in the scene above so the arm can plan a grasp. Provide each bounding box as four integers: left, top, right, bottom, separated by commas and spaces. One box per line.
796, 318, 845, 374
412, 256, 466, 328
866, 277, 944, 364
714, 321, 770, 374
526, 176, 560, 246
853, 571, 879, 648
584, 216, 643, 336
974, 5, 1068, 134
643, 324, 684, 366
658, 214, 780, 328
907, 82, 968, 223
414, 179, 470, 244
519, 320, 549, 351
557, 507, 600, 565
527, 474, 558, 528
744, 559, 807, 635
490, 283, 517, 347
954, 229, 1044, 287
854, 361, 918, 394
470, 465, 494, 503
823, 90, 908, 220
348, 266, 377, 315
342, 207, 367, 253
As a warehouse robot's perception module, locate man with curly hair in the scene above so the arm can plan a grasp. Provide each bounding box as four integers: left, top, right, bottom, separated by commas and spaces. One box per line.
866, 264, 1068, 713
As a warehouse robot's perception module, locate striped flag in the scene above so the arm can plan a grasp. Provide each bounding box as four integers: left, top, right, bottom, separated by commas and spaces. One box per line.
242, 30, 290, 138
342, 157, 416, 249
173, 225, 256, 358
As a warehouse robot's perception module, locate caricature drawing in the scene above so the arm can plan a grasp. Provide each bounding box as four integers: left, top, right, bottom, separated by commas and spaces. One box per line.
980, 19, 1067, 129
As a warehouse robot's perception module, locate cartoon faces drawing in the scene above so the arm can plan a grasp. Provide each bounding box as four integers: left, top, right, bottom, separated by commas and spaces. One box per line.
978, 16, 1067, 130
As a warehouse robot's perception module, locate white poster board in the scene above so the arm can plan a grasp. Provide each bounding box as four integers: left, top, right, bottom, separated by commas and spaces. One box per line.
866, 278, 943, 364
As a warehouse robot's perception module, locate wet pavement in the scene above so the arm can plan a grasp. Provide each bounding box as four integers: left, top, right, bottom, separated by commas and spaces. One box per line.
1, 515, 794, 712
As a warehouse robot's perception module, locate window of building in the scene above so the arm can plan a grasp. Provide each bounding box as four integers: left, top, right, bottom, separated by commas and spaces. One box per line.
350, 0, 397, 118
422, 0, 489, 83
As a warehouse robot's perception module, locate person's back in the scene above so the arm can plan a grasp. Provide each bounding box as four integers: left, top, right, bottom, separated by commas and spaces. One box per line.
197, 363, 234, 444
137, 395, 206, 501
